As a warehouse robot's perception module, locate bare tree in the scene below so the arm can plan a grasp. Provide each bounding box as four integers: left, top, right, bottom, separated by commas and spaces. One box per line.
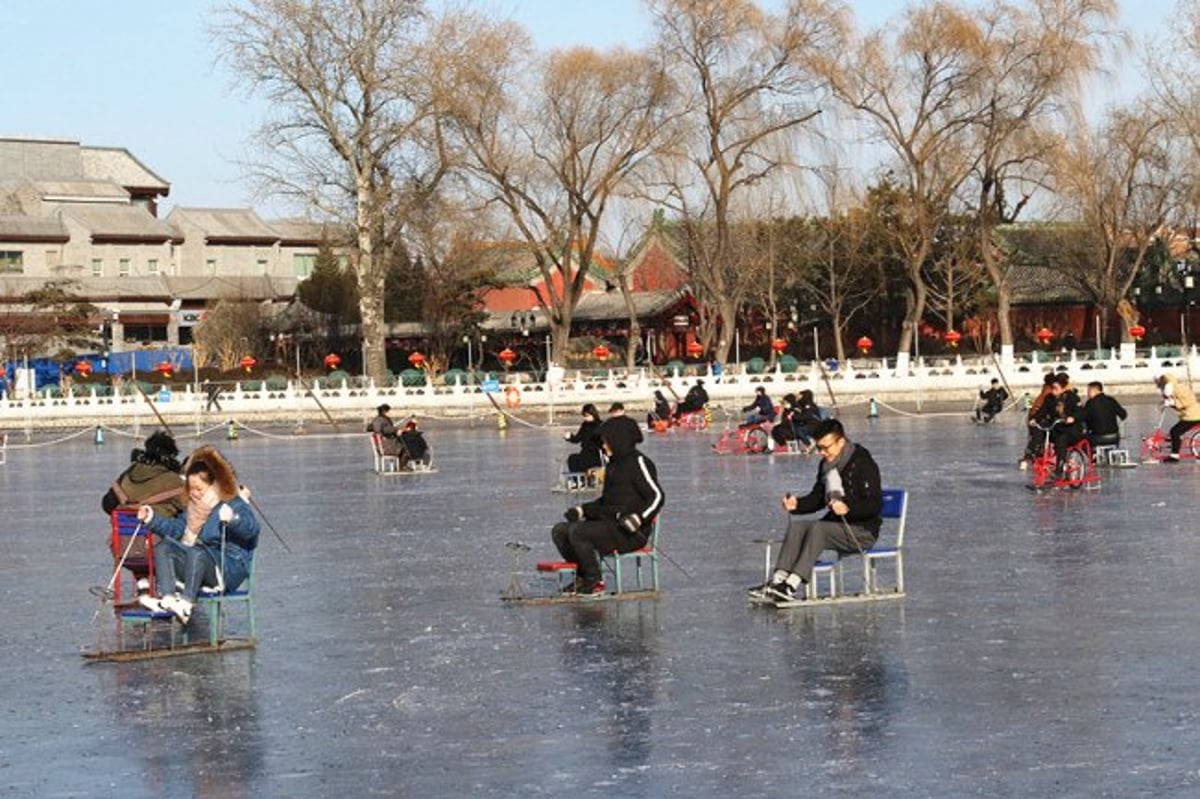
648, 0, 843, 365
212, 0, 459, 383
447, 34, 672, 363
1051, 98, 1187, 341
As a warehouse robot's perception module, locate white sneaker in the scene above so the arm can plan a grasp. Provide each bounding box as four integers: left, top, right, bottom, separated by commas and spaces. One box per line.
1018, 459, 1028, 472
159, 594, 193, 624
137, 594, 165, 613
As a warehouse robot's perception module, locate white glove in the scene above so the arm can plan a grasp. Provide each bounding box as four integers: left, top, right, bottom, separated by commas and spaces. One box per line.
218, 504, 234, 523
619, 512, 642, 534
137, 505, 154, 523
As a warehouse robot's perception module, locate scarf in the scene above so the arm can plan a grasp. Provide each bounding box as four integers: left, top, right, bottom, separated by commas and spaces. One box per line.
820, 441, 857, 501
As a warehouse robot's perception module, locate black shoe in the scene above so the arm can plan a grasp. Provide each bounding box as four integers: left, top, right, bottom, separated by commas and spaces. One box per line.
748, 581, 778, 598
576, 580, 606, 598
560, 579, 578, 594
766, 582, 796, 602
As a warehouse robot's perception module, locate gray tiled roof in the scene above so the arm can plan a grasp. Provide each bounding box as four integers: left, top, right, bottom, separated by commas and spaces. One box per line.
0, 214, 68, 242
53, 203, 174, 241
80, 147, 169, 191
33, 180, 129, 201
168, 207, 278, 243
164, 275, 298, 301
268, 218, 337, 245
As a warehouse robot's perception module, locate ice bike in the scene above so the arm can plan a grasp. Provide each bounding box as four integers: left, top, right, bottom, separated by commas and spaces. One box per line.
1139, 409, 1200, 462
1029, 420, 1099, 491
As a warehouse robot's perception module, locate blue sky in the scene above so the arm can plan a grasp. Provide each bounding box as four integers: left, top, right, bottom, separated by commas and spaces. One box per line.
3, 0, 1175, 217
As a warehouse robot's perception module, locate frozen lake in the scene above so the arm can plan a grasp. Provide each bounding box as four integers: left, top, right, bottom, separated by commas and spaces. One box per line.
2, 398, 1199, 797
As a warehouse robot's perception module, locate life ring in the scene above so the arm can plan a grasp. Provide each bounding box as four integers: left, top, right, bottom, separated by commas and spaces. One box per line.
504, 385, 522, 408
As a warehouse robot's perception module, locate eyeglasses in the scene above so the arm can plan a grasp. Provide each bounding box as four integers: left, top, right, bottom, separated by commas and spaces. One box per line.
815, 439, 841, 452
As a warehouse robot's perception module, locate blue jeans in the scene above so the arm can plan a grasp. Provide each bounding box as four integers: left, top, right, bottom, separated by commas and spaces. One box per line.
153, 537, 219, 600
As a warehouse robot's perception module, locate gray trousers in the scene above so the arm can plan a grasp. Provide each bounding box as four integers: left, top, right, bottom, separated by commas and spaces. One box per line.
774, 518, 875, 582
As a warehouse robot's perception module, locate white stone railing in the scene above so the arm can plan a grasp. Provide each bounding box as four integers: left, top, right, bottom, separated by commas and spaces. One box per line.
1, 347, 1193, 426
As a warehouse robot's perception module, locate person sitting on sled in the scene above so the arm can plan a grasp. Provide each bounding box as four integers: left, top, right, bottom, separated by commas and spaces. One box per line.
136, 446, 259, 625
1081, 381, 1127, 450
975, 379, 1008, 423
369, 404, 408, 461
101, 431, 187, 596
564, 404, 604, 474
741, 386, 776, 427
749, 418, 881, 603
399, 419, 431, 468
647, 390, 673, 429
551, 418, 665, 596
672, 379, 708, 421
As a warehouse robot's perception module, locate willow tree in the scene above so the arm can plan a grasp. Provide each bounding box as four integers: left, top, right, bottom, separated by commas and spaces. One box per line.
1051, 99, 1187, 343
212, 0, 455, 383
648, 0, 844, 365
447, 31, 673, 364
825, 2, 990, 360
965, 0, 1117, 355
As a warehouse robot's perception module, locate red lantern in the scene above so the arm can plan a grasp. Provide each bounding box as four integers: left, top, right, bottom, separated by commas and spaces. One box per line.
408, 351, 426, 368
856, 336, 873, 355
239, 355, 257, 373
685, 340, 704, 358
1129, 324, 1146, 342
592, 344, 611, 361
154, 361, 173, 378
74, 360, 93, 378
324, 352, 342, 370
771, 337, 787, 354
498, 347, 517, 367
1035, 327, 1054, 346
944, 329, 962, 349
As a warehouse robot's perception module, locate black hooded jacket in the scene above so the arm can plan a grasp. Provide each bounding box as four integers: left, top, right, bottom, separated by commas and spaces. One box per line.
581, 418, 664, 533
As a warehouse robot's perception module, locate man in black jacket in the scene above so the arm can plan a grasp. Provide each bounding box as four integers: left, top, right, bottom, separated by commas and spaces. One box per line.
750, 418, 882, 603
552, 418, 666, 596
1081, 380, 1127, 448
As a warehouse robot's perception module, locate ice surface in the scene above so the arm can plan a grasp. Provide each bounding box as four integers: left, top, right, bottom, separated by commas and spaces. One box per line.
2, 399, 1200, 797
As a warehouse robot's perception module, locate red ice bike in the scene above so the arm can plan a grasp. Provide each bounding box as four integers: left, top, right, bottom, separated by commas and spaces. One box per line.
1029, 420, 1099, 491
713, 419, 772, 454
1139, 410, 1200, 463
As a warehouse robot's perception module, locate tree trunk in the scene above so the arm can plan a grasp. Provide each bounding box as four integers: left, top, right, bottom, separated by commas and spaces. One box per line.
714, 297, 737, 367
355, 183, 387, 384
995, 282, 1013, 352
833, 316, 847, 363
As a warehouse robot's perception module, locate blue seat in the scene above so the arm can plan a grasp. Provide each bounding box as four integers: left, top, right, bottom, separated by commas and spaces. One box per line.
836, 489, 907, 596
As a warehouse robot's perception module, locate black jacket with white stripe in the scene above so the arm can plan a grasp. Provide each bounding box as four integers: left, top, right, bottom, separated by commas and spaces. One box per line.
581, 418, 664, 534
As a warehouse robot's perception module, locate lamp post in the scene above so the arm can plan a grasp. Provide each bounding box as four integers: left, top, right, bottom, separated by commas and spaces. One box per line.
463, 334, 473, 372
1185, 274, 1195, 346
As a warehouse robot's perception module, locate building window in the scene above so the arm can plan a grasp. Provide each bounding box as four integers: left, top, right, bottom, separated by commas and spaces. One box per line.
293, 253, 316, 278
0, 251, 23, 274
206, 258, 217, 275
119, 258, 131, 277
147, 258, 159, 275
257, 258, 269, 275
91, 258, 103, 277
